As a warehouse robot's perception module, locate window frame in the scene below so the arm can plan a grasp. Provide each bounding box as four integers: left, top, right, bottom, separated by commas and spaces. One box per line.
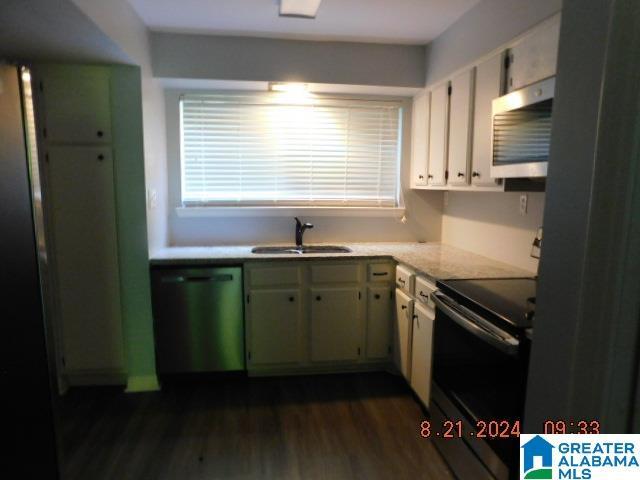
168, 89, 409, 218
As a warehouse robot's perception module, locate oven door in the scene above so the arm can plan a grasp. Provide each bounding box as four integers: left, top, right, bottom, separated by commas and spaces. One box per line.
431, 291, 529, 478
490, 76, 555, 178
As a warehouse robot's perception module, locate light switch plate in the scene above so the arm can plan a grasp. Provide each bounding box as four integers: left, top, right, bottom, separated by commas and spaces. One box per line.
519, 194, 528, 216
147, 188, 157, 210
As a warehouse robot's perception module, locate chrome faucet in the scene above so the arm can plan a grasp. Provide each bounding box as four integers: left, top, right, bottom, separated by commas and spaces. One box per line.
294, 217, 313, 248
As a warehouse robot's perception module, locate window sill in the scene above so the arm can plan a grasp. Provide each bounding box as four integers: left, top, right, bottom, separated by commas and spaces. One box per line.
175, 206, 405, 218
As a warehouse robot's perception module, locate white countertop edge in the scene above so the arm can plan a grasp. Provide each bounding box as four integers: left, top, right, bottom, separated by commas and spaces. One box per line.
149, 242, 535, 281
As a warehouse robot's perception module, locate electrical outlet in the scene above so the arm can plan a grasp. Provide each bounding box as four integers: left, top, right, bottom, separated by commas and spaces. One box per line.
519, 194, 528, 216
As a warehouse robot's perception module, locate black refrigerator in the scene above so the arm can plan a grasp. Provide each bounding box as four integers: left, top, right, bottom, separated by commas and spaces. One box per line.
0, 64, 59, 477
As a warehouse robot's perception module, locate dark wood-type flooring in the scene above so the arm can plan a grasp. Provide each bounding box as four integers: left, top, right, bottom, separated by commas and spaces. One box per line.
57, 372, 454, 480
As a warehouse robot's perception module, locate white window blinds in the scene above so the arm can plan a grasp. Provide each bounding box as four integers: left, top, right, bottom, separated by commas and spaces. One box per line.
180, 93, 402, 207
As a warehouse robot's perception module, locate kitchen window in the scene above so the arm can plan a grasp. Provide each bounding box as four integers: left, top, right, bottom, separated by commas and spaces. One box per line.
179, 93, 402, 210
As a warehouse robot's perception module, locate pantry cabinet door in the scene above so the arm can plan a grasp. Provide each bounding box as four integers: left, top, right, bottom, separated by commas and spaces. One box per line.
427, 83, 449, 187
447, 68, 474, 186
40, 66, 112, 144
47, 146, 124, 372
410, 90, 430, 187
472, 53, 505, 187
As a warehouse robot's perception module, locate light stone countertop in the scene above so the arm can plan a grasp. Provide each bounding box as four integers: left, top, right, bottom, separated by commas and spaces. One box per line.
150, 242, 534, 281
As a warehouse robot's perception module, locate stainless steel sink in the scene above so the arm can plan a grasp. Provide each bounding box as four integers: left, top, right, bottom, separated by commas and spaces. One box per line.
251, 245, 352, 254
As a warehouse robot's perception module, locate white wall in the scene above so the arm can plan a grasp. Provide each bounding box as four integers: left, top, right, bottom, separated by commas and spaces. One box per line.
151, 33, 425, 87
442, 192, 544, 272
427, 0, 562, 272
164, 90, 443, 246
71, 0, 168, 251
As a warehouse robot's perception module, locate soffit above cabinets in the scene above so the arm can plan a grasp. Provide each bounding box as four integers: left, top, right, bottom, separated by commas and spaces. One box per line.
126, 0, 481, 45
157, 78, 421, 97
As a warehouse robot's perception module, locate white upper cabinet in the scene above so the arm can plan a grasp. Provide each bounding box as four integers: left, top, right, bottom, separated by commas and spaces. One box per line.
507, 14, 561, 92
471, 53, 505, 187
427, 83, 449, 187
41, 67, 112, 144
411, 14, 560, 192
410, 89, 430, 187
447, 68, 475, 186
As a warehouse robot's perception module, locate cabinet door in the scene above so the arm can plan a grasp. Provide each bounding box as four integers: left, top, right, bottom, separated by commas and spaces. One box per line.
41, 66, 112, 143
507, 15, 561, 92
471, 53, 504, 187
310, 287, 361, 362
447, 68, 474, 186
366, 286, 392, 360
394, 289, 414, 381
47, 147, 123, 372
410, 303, 435, 407
410, 89, 430, 187
248, 289, 302, 365
427, 83, 449, 186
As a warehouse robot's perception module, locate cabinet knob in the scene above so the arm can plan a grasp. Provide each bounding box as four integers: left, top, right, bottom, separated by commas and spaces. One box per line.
97, 154, 104, 161
418, 174, 424, 180
457, 172, 465, 177
316, 295, 322, 301
401, 305, 407, 310
427, 174, 434, 179
374, 294, 381, 300
472, 171, 480, 177
97, 130, 104, 138
289, 296, 295, 302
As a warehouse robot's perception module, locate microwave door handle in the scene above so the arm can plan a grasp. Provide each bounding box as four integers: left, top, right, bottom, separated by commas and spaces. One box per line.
432, 292, 520, 355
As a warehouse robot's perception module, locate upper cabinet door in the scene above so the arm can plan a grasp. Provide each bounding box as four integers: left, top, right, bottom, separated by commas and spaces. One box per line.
410, 90, 430, 187
427, 83, 449, 186
447, 68, 474, 186
507, 14, 561, 92
41, 66, 112, 144
472, 53, 505, 187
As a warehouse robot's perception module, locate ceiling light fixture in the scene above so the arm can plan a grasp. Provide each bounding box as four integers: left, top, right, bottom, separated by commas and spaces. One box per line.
279, 0, 322, 19
269, 82, 309, 94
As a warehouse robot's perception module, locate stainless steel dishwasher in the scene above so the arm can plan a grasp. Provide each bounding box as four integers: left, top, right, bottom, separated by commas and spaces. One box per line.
151, 267, 244, 374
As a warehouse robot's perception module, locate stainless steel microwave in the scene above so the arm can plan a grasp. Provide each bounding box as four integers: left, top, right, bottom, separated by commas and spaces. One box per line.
491, 77, 555, 178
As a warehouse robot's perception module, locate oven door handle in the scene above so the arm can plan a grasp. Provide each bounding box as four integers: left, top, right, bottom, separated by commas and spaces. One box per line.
432, 291, 520, 355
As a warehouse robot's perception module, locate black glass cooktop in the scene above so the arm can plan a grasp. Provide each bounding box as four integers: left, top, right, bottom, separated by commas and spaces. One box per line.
436, 278, 536, 330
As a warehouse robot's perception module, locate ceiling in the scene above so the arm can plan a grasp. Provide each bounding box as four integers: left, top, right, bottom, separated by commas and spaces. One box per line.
126, 0, 481, 45
0, 0, 129, 64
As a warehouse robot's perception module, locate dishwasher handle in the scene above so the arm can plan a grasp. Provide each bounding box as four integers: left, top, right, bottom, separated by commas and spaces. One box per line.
161, 274, 234, 283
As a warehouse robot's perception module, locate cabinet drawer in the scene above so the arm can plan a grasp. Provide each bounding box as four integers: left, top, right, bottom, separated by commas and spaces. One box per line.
395, 265, 415, 295
415, 276, 437, 311
249, 265, 301, 287
311, 263, 361, 284
367, 263, 394, 283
